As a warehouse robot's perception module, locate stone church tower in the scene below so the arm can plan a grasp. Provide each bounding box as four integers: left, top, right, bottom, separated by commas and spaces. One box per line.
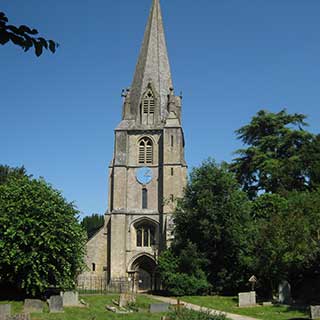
79, 0, 187, 291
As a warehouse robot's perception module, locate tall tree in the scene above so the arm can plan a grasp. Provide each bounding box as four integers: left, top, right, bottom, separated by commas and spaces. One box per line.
0, 12, 58, 56
160, 159, 254, 294
252, 191, 320, 296
0, 174, 86, 296
231, 109, 319, 198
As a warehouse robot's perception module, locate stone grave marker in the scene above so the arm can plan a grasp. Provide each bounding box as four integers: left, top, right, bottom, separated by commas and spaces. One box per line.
23, 299, 43, 313
311, 306, 320, 320
60, 291, 79, 307
238, 291, 256, 307
119, 293, 136, 308
49, 296, 63, 313
0, 304, 11, 320
278, 280, 292, 305
149, 303, 170, 313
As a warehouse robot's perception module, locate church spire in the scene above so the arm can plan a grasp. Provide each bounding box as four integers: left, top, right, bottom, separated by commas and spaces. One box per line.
127, 0, 173, 120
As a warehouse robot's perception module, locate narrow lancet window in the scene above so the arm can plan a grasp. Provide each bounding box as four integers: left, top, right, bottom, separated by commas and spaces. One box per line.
138, 137, 153, 164
142, 188, 148, 209
142, 88, 155, 124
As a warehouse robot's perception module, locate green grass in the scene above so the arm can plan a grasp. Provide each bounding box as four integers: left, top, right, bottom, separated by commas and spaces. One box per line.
1, 295, 166, 320
180, 296, 309, 320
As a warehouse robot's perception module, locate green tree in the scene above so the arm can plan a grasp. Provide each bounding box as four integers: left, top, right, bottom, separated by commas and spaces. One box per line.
158, 243, 211, 296
0, 12, 58, 56
252, 191, 320, 296
0, 174, 86, 296
159, 160, 254, 294
0, 165, 27, 185
231, 109, 320, 198
81, 213, 105, 239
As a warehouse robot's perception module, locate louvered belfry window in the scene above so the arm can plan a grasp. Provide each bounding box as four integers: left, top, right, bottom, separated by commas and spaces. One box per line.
139, 137, 153, 164
143, 89, 155, 114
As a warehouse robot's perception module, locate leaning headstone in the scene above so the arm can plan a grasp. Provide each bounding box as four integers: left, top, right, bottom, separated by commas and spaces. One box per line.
23, 299, 43, 313
149, 303, 170, 313
49, 295, 63, 313
60, 291, 79, 307
278, 280, 292, 305
311, 306, 320, 320
119, 293, 136, 308
0, 304, 11, 320
238, 291, 256, 307
7, 314, 30, 320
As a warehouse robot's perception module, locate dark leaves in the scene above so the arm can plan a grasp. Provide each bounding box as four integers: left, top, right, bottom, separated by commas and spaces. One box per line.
0, 12, 8, 23
0, 11, 58, 57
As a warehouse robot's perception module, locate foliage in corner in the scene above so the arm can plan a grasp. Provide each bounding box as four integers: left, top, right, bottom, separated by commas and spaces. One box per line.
0, 12, 58, 56
0, 172, 86, 297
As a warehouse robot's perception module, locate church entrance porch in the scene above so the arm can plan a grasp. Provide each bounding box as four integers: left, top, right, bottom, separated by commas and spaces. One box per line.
129, 254, 158, 292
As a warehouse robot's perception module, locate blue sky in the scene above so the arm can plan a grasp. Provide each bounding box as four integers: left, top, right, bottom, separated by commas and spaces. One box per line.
1, 0, 320, 218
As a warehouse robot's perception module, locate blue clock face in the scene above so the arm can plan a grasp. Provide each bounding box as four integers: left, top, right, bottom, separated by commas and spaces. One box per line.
136, 167, 153, 185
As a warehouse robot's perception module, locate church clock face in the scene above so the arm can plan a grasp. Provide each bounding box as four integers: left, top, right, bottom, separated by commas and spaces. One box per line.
136, 167, 153, 185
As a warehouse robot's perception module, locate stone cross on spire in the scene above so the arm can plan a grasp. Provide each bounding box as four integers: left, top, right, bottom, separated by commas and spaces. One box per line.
126, 0, 173, 121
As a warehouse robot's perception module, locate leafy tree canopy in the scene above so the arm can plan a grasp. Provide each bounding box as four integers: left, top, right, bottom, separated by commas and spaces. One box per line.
0, 165, 27, 185
0, 171, 86, 297
159, 160, 254, 295
81, 213, 105, 239
231, 109, 320, 198
0, 12, 58, 56
252, 190, 320, 295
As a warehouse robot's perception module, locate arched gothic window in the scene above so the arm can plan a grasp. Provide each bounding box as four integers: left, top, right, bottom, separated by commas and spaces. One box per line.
139, 137, 153, 164
142, 88, 155, 124
143, 89, 155, 114
136, 222, 156, 247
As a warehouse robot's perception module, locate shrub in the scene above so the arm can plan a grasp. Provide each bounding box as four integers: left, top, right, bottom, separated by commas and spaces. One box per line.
169, 308, 227, 320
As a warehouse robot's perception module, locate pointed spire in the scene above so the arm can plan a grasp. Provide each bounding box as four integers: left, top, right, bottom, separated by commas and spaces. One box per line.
128, 0, 173, 120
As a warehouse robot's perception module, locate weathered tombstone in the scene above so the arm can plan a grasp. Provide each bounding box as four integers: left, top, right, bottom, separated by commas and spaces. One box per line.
0, 304, 11, 320
23, 299, 44, 313
6, 314, 30, 320
60, 291, 79, 307
149, 303, 170, 313
238, 291, 256, 307
49, 295, 63, 313
310, 306, 320, 320
119, 293, 136, 308
278, 280, 292, 305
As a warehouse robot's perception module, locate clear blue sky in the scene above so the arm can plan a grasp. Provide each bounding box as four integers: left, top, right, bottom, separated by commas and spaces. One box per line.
1, 0, 320, 218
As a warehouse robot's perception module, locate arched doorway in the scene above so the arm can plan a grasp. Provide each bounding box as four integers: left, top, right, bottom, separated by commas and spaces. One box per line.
130, 254, 157, 292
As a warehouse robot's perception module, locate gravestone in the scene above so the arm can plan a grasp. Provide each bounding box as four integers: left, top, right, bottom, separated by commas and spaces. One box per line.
238, 291, 256, 307
60, 291, 79, 307
311, 306, 320, 320
23, 299, 43, 313
49, 296, 63, 313
0, 304, 11, 320
149, 303, 170, 313
6, 315, 30, 320
119, 293, 136, 308
278, 280, 292, 305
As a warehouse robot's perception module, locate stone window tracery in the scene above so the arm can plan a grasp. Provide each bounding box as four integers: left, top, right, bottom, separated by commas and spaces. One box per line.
136, 222, 156, 247
141, 88, 155, 125
138, 137, 153, 164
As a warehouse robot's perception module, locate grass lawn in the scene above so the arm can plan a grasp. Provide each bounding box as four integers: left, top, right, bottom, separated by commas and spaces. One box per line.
181, 296, 309, 320
1, 295, 166, 320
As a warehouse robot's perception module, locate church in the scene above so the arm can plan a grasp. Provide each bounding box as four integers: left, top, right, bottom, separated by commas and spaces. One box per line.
78, 0, 187, 292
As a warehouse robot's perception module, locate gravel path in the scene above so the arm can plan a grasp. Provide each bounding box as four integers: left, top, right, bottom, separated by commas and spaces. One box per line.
147, 295, 260, 320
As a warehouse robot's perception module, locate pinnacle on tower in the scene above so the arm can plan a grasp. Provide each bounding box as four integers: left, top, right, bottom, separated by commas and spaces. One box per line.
127, 0, 173, 120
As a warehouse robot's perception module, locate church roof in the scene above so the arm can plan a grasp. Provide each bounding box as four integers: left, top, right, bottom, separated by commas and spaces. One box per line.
129, 0, 173, 120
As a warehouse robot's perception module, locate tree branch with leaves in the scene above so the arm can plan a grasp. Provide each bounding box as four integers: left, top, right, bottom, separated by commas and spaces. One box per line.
0, 11, 58, 56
